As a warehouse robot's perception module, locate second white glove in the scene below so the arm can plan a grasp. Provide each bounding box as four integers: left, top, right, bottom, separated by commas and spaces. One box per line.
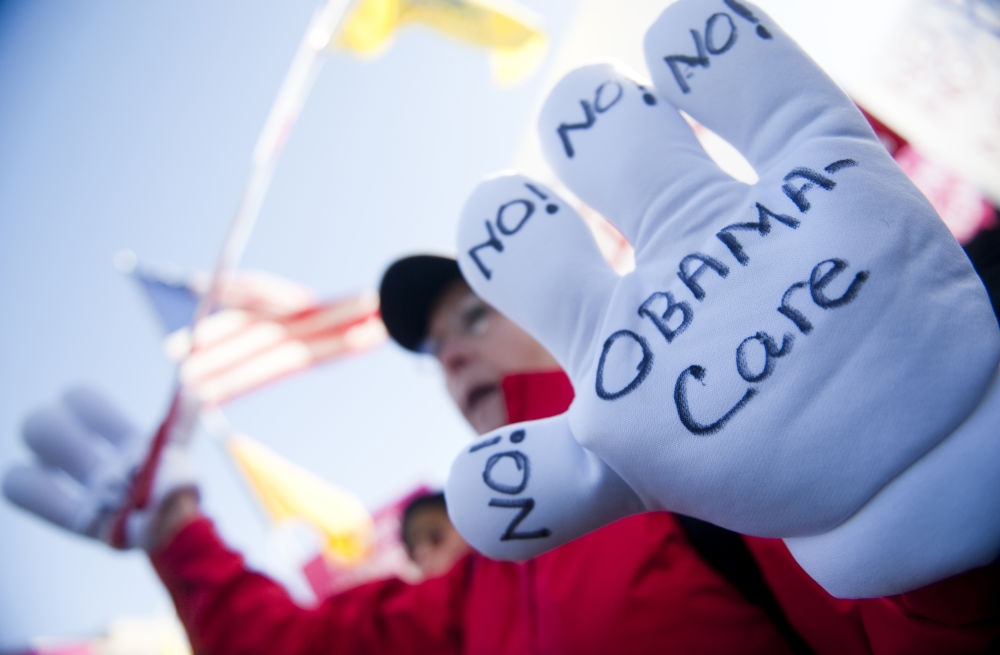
3, 386, 197, 550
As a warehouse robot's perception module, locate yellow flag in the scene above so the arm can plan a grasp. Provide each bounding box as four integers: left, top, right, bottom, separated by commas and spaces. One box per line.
334, 0, 402, 54
226, 435, 374, 565
333, 0, 547, 84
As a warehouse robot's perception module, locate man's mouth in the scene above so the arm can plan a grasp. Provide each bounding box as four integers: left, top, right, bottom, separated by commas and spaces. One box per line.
465, 383, 499, 414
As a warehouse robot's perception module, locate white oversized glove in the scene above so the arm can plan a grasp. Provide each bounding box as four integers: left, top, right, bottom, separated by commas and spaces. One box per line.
3, 387, 197, 550
446, 0, 1000, 598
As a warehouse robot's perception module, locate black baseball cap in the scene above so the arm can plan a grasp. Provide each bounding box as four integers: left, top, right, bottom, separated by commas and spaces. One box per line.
378, 254, 462, 352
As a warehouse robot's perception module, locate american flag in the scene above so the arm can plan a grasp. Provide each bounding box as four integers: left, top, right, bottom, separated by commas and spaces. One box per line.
124, 256, 386, 406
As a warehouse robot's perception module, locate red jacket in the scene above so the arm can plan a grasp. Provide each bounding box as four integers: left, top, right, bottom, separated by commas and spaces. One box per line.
152, 370, 999, 654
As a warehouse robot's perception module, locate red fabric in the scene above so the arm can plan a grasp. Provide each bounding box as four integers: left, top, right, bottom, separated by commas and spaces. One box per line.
151, 369, 791, 655
151, 369, 1000, 654
500, 369, 574, 425
152, 516, 467, 654
745, 536, 1000, 654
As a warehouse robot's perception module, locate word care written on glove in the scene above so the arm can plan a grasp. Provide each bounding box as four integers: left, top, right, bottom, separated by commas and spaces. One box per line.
446, 0, 1000, 598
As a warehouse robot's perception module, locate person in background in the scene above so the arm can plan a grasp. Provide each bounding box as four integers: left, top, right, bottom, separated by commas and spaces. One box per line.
400, 491, 471, 579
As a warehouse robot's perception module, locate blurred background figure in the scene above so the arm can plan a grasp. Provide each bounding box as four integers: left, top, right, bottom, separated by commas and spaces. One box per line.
400, 491, 471, 578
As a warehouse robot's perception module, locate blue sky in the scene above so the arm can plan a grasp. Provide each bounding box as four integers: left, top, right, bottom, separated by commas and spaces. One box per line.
0, 0, 578, 646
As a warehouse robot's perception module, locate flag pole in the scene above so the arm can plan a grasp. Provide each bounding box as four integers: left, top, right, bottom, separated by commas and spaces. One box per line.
192, 0, 358, 349
110, 0, 360, 547
177, 0, 360, 441
200, 407, 273, 527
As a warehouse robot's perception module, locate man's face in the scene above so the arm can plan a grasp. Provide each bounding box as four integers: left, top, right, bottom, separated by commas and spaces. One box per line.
425, 279, 557, 435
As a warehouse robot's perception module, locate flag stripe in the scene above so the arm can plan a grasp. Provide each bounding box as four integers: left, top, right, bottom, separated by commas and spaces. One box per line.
133, 262, 385, 405
180, 303, 385, 405
178, 300, 379, 381
193, 321, 385, 405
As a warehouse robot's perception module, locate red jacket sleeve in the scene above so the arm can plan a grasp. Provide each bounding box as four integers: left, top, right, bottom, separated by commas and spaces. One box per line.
745, 536, 1000, 655
150, 516, 468, 655
859, 561, 1000, 655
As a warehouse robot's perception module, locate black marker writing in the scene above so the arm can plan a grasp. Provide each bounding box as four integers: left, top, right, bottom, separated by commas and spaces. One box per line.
483, 450, 530, 495
663, 28, 710, 95
782, 168, 836, 212
466, 183, 559, 280
636, 83, 658, 106
587, 150, 867, 435
724, 0, 773, 39
593, 157, 861, 401
825, 159, 858, 173
595, 330, 654, 400
780, 160, 855, 212
672, 258, 869, 435
779, 258, 870, 334
716, 202, 800, 266
705, 12, 738, 54
678, 253, 730, 301
556, 100, 596, 159
736, 331, 794, 383
496, 199, 534, 235
488, 498, 552, 541
469, 435, 502, 453
639, 291, 693, 343
662, 4, 772, 94
525, 183, 559, 215
467, 221, 504, 280
779, 282, 813, 333
674, 365, 757, 435
475, 428, 552, 542
555, 79, 653, 159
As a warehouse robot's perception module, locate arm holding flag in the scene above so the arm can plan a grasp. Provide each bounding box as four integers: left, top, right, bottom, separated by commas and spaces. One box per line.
152, 515, 467, 655
2, 0, 546, 648
2, 387, 198, 550
3, 0, 544, 561
3, 386, 467, 654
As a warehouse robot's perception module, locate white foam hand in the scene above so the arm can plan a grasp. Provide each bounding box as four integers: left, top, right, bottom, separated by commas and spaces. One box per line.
446, 0, 1000, 597
3, 387, 196, 550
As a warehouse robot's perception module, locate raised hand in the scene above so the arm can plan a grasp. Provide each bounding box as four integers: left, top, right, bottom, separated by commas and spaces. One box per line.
446, 0, 1000, 597
4, 387, 196, 550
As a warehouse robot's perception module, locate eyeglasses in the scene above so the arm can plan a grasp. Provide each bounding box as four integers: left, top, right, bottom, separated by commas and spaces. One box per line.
419, 295, 495, 357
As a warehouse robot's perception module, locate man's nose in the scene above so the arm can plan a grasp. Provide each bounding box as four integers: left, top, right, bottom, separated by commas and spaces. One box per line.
436, 338, 471, 373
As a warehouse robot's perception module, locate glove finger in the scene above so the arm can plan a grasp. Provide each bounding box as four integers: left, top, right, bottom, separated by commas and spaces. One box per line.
643, 0, 874, 173
445, 415, 645, 561
23, 405, 122, 487
3, 465, 95, 534
457, 174, 618, 376
62, 386, 140, 452
538, 62, 738, 251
